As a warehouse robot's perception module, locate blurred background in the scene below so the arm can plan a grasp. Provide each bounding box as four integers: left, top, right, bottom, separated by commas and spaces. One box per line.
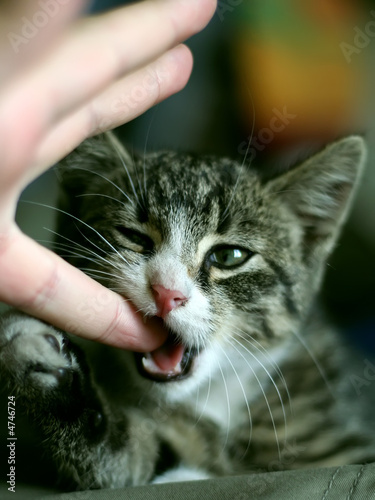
12, 0, 375, 354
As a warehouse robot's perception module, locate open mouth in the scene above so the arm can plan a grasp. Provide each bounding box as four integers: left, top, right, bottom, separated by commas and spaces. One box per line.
134, 331, 198, 383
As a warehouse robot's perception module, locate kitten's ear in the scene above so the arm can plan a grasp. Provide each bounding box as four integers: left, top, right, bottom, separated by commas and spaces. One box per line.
267, 136, 366, 258
55, 132, 133, 196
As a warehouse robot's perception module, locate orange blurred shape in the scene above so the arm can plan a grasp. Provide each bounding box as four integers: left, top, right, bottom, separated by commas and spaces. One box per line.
232, 0, 366, 146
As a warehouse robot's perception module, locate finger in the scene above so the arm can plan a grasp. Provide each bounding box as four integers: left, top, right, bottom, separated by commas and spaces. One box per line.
0, 0, 87, 84
33, 44, 193, 171
0, 225, 168, 351
0, 0, 216, 185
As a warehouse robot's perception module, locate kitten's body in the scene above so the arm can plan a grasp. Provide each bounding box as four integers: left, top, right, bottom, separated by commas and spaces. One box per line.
1, 133, 374, 489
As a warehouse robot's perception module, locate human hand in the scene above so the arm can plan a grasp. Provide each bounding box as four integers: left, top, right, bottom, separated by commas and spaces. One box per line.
0, 0, 217, 351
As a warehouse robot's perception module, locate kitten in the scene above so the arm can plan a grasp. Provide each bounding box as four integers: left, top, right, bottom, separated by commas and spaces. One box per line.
1, 132, 374, 489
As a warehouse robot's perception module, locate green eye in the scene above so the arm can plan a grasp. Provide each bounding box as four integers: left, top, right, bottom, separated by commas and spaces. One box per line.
207, 246, 252, 269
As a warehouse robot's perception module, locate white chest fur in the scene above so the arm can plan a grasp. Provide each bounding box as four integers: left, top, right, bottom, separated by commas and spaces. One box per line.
186, 341, 290, 430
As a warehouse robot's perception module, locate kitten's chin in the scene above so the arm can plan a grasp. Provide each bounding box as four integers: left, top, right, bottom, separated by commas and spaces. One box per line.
134, 334, 198, 383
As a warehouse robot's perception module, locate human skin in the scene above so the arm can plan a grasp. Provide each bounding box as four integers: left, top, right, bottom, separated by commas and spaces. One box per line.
0, 0, 217, 351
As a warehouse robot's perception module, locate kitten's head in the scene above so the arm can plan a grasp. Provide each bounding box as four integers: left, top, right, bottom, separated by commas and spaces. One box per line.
56, 133, 366, 397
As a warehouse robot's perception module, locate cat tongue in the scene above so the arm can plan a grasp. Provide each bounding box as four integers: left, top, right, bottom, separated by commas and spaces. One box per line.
143, 341, 185, 375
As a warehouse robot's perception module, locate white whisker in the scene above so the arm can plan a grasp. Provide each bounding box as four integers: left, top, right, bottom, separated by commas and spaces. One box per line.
194, 345, 213, 426
229, 336, 283, 457
222, 87, 256, 220
234, 329, 292, 415
70, 167, 135, 206
216, 357, 231, 454
109, 136, 142, 209
79, 267, 121, 281
216, 342, 253, 458
291, 330, 335, 399
22, 201, 130, 268
40, 229, 125, 271
76, 193, 128, 207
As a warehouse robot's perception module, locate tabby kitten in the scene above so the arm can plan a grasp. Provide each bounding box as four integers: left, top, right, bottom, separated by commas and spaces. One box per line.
1, 132, 374, 489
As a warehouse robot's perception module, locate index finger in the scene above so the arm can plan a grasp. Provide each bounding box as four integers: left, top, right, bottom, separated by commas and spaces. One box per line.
0, 225, 167, 351
0, 0, 217, 187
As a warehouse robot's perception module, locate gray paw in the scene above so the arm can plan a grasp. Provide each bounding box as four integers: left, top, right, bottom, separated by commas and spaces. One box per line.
0, 313, 77, 391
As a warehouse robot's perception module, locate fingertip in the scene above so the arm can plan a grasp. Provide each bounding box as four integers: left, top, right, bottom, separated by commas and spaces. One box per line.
125, 323, 169, 354
121, 303, 170, 352
173, 43, 194, 69
204, 0, 218, 22
173, 0, 217, 31
104, 301, 168, 352
167, 44, 194, 92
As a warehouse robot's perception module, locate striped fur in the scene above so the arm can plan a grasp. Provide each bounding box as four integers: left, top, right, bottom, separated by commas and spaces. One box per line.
1, 132, 374, 490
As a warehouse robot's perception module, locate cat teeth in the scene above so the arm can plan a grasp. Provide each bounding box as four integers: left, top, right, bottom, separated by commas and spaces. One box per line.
142, 353, 182, 376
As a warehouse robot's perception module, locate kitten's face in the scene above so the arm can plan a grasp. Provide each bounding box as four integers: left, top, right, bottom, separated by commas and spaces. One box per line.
58, 133, 365, 396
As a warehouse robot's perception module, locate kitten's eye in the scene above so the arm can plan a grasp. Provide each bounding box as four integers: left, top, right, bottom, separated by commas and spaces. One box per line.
115, 227, 153, 253
207, 246, 253, 269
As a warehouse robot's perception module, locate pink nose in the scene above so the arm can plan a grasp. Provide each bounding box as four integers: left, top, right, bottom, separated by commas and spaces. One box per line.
152, 284, 187, 319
